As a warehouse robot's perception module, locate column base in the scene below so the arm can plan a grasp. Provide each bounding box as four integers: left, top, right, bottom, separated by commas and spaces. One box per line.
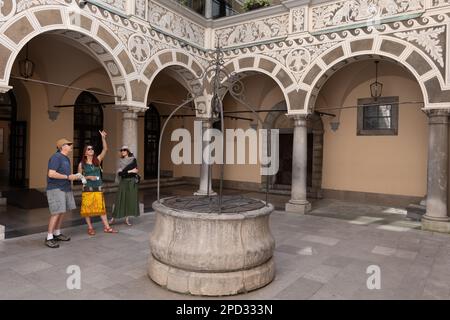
422, 215, 450, 233
285, 200, 311, 214
194, 190, 217, 196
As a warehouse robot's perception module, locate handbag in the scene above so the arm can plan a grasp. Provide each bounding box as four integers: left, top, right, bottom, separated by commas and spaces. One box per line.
135, 174, 141, 184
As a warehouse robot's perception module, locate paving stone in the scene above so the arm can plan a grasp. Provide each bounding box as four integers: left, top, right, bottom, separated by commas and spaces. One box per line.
303, 265, 341, 283
274, 277, 323, 300
371, 246, 396, 256
14, 260, 54, 275
1, 198, 450, 300
301, 234, 340, 246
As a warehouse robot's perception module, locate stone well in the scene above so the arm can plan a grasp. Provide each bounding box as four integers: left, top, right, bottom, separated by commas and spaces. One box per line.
148, 196, 275, 296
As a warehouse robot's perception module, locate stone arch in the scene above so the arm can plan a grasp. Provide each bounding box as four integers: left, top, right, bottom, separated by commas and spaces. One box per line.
142, 49, 204, 104
298, 35, 444, 113
222, 54, 296, 112
261, 101, 324, 198
0, 7, 133, 104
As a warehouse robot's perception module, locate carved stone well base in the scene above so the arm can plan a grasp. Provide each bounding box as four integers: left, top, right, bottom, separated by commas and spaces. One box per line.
148, 196, 275, 296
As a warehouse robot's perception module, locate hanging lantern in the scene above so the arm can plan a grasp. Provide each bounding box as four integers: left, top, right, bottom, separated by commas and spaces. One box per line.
19, 44, 34, 79
370, 61, 382, 100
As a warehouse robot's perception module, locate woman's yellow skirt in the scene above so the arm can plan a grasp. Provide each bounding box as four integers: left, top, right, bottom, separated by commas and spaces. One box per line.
80, 191, 106, 217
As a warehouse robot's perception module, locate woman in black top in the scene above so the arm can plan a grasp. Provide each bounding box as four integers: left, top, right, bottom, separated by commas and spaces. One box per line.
110, 146, 140, 226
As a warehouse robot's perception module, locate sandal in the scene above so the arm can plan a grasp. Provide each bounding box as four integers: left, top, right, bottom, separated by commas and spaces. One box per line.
87, 228, 96, 236
104, 227, 118, 233
109, 218, 115, 225
125, 217, 132, 226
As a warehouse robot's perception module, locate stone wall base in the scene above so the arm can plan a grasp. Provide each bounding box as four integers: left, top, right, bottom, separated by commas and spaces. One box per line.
285, 201, 311, 214
422, 216, 450, 233
322, 189, 423, 208
148, 255, 275, 296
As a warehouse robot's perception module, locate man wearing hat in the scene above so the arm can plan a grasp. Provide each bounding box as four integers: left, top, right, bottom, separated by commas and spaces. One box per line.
45, 138, 80, 248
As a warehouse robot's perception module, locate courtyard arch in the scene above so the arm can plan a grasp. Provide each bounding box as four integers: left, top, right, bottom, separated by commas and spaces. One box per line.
298, 36, 441, 113
0, 7, 132, 103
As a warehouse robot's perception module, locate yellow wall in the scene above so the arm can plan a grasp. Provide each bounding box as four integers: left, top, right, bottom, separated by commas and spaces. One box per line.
316, 60, 427, 197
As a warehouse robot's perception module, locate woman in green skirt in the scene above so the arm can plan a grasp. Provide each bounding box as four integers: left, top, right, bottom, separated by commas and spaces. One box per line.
110, 145, 139, 226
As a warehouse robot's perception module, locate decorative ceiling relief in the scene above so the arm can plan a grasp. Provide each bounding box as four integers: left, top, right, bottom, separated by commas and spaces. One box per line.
311, 0, 425, 32
148, 1, 205, 47
215, 14, 289, 48
394, 26, 446, 67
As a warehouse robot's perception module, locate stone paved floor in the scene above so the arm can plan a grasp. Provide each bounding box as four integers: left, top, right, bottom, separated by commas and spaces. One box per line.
0, 202, 449, 299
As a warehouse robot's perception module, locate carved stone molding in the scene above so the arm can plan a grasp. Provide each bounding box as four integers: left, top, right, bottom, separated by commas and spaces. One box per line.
148, 0, 205, 47
215, 14, 290, 48
310, 0, 425, 33
394, 26, 446, 68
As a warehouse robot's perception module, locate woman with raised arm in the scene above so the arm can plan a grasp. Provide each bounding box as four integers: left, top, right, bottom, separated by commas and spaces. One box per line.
78, 130, 117, 235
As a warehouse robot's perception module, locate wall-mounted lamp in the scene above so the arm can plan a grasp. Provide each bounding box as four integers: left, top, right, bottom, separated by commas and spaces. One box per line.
48, 110, 60, 121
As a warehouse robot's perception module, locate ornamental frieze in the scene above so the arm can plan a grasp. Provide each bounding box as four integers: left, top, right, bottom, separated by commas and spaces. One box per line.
148, 0, 205, 47
135, 0, 146, 19
97, 0, 126, 13
214, 14, 289, 48
311, 0, 425, 33
291, 7, 306, 33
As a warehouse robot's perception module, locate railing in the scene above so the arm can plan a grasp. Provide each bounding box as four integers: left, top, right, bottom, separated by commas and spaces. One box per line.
175, 0, 278, 19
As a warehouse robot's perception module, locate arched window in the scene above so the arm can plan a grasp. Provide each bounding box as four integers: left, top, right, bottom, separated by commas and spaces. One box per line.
73, 91, 103, 172
144, 104, 160, 179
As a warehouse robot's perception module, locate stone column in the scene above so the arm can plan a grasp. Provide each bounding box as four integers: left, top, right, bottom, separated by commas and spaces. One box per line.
0, 85, 11, 209
422, 109, 450, 233
195, 119, 216, 195
285, 115, 311, 214
204, 0, 213, 19
122, 109, 139, 158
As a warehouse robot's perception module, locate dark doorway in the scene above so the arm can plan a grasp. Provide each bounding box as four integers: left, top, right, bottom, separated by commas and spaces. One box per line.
0, 91, 27, 188
144, 105, 160, 179
73, 91, 104, 172
274, 132, 313, 187
275, 133, 293, 186
10, 121, 26, 187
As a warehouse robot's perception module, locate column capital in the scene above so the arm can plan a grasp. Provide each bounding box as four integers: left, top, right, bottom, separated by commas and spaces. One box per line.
194, 95, 212, 117
0, 85, 12, 93
114, 101, 148, 113
422, 108, 450, 118
288, 114, 309, 127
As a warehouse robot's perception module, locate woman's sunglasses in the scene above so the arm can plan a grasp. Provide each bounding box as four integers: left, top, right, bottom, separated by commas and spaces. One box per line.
87, 147, 94, 151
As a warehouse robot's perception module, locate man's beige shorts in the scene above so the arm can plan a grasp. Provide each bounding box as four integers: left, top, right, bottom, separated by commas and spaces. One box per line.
46, 189, 76, 215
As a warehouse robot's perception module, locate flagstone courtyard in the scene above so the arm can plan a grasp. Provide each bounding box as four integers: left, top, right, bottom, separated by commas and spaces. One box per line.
1, 192, 449, 300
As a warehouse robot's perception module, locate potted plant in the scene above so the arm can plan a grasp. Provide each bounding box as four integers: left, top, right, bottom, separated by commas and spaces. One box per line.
242, 0, 271, 12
